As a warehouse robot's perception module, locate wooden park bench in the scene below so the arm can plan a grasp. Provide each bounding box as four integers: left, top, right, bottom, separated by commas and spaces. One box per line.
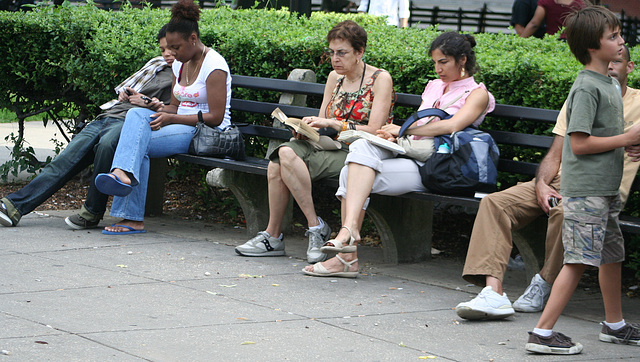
146, 69, 640, 281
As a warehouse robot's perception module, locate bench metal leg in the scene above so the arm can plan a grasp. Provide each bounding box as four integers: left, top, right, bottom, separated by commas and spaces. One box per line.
206, 168, 293, 236
145, 157, 168, 217
367, 195, 433, 264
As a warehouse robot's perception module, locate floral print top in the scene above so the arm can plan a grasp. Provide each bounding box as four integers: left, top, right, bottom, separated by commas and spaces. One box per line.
326, 69, 395, 125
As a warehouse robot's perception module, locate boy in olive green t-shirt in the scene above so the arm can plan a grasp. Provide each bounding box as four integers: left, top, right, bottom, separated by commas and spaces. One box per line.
525, 6, 640, 355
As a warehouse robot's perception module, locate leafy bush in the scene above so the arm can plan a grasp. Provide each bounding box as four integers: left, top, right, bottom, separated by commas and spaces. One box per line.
2, 4, 613, 122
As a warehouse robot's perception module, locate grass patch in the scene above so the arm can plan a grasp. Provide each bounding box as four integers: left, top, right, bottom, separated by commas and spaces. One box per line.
0, 108, 47, 123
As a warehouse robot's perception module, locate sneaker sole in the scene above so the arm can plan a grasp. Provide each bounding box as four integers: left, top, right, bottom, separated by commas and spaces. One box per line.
513, 302, 544, 313
525, 342, 583, 354
235, 248, 285, 257
599, 333, 640, 345
307, 253, 328, 264
0, 213, 13, 227
64, 217, 99, 230
456, 306, 515, 320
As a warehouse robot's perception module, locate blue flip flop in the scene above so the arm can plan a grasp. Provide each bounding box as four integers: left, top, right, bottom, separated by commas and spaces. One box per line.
102, 224, 146, 235
95, 173, 132, 197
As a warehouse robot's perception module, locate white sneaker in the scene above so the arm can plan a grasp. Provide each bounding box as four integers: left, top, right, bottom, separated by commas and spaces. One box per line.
513, 273, 551, 312
235, 231, 285, 257
306, 218, 331, 263
0, 205, 13, 227
455, 286, 515, 320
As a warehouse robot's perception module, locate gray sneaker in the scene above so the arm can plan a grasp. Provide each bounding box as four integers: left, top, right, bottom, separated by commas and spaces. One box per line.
65, 214, 100, 230
306, 219, 331, 263
525, 331, 583, 354
513, 273, 552, 312
0, 203, 14, 227
599, 322, 640, 346
235, 231, 285, 257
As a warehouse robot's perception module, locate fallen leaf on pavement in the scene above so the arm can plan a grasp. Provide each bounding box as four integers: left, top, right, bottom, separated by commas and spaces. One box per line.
238, 274, 263, 278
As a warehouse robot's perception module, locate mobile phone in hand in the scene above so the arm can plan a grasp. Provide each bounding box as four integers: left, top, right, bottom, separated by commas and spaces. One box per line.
548, 197, 559, 208
140, 95, 152, 104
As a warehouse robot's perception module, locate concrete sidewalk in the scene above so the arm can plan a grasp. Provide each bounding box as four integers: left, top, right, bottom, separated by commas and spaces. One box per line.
1, 210, 639, 361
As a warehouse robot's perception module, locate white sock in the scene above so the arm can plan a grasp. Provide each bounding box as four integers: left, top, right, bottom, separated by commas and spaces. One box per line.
264, 231, 283, 240
308, 217, 324, 231
604, 319, 626, 330
533, 328, 553, 337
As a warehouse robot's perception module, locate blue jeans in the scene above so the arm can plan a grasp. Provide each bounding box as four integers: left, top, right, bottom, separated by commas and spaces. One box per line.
109, 108, 196, 221
4, 116, 123, 223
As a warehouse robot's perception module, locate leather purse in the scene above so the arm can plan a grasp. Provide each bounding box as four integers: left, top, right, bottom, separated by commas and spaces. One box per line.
188, 111, 246, 160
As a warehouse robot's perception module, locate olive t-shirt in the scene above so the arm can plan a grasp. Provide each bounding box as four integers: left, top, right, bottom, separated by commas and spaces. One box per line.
561, 69, 624, 197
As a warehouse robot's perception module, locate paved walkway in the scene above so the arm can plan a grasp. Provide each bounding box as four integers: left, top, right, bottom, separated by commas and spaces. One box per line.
2, 210, 639, 361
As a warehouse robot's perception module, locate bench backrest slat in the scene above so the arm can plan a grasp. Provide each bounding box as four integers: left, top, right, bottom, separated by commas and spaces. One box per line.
232, 75, 325, 96
230, 75, 560, 179
230, 99, 318, 119
487, 130, 553, 148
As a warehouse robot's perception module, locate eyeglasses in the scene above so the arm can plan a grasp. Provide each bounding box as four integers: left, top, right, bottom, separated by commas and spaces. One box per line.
324, 49, 351, 58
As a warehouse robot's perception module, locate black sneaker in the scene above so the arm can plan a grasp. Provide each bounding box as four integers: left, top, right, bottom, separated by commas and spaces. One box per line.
599, 322, 640, 346
525, 331, 583, 355
65, 214, 100, 230
0, 203, 14, 227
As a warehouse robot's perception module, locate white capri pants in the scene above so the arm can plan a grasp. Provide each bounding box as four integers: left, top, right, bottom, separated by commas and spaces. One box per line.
335, 139, 427, 210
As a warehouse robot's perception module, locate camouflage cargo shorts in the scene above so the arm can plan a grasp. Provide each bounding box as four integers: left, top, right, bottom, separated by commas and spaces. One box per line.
562, 195, 625, 267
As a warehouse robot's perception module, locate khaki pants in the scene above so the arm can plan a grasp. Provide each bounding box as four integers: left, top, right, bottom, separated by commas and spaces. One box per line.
462, 176, 564, 286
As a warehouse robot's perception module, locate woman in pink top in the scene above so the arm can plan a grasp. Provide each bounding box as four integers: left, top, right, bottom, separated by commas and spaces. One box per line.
520, 0, 586, 39
303, 32, 495, 278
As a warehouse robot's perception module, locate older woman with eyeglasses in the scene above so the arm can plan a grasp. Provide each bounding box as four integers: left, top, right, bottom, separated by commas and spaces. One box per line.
235, 20, 395, 264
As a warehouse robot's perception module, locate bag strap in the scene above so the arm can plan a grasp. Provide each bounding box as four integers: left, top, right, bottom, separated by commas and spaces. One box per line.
398, 108, 451, 138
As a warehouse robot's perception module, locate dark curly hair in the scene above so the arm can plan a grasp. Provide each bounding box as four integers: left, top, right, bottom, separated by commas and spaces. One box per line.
326, 20, 367, 53
167, 0, 201, 39
429, 32, 478, 76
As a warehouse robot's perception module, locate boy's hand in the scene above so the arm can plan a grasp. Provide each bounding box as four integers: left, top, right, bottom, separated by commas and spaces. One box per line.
626, 123, 640, 146
626, 144, 640, 162
118, 87, 136, 103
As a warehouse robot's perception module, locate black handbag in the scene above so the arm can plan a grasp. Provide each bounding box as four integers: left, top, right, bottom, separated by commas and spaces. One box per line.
188, 111, 246, 160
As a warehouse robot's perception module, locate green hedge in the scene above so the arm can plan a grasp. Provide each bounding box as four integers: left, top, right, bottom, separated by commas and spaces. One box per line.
2, 4, 639, 163
6, 4, 637, 120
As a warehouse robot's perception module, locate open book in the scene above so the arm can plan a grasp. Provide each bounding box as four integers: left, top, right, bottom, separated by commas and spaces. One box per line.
338, 130, 406, 154
271, 108, 320, 143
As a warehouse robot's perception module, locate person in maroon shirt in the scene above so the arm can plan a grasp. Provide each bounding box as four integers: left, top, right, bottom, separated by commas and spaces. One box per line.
519, 0, 586, 39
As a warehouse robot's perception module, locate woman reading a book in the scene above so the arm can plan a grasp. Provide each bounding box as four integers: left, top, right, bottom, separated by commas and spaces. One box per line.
303, 32, 495, 277
235, 20, 395, 264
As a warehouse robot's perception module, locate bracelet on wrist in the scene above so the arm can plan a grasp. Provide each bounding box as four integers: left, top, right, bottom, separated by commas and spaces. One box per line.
348, 122, 356, 130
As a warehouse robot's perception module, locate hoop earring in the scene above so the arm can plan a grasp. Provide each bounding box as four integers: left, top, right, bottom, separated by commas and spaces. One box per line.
461, 68, 466, 77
